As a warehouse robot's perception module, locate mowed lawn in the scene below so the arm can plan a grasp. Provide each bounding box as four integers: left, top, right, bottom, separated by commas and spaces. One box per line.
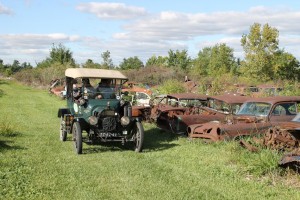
1, 79, 300, 200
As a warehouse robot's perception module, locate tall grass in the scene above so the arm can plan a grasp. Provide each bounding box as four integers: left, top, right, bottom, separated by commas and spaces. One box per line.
1, 79, 300, 199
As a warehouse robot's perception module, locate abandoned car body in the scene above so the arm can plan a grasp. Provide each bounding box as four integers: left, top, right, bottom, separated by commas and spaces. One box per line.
187, 96, 300, 142
279, 148, 300, 170
170, 94, 250, 134
49, 79, 66, 99
58, 68, 144, 154
262, 113, 300, 152
152, 93, 208, 132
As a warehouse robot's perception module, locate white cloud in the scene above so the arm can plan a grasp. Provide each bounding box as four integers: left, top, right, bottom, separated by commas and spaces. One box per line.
76, 2, 147, 20
0, 3, 13, 15
115, 6, 300, 43
2, 6, 300, 66
0, 34, 82, 64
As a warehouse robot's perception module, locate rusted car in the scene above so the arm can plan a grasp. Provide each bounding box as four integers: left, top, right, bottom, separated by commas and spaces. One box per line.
49, 79, 66, 99
152, 93, 208, 132
188, 96, 300, 142
122, 81, 152, 107
170, 94, 250, 135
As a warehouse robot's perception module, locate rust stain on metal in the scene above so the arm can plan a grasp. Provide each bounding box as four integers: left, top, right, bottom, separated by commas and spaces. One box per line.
279, 148, 300, 170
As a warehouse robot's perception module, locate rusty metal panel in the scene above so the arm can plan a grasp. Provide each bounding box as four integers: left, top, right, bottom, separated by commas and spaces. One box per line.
167, 93, 209, 100
210, 94, 252, 104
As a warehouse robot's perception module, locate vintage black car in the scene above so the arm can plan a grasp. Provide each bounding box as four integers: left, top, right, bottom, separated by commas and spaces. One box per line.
58, 68, 144, 154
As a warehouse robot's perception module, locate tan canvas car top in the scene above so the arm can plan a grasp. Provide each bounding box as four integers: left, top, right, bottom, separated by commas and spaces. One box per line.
65, 68, 128, 80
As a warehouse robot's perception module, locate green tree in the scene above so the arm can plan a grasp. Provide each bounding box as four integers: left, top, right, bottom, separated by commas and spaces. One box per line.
156, 79, 186, 94
119, 56, 144, 70
101, 50, 114, 69
82, 59, 101, 69
49, 43, 75, 66
272, 50, 300, 81
240, 23, 279, 81
167, 49, 191, 70
192, 44, 237, 76
209, 44, 236, 75
145, 55, 168, 67
192, 47, 211, 76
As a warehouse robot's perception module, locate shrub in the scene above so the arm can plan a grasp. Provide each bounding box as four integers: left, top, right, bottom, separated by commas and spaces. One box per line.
156, 79, 186, 94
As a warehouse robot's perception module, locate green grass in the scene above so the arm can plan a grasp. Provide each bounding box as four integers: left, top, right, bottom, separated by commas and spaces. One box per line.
1, 79, 300, 199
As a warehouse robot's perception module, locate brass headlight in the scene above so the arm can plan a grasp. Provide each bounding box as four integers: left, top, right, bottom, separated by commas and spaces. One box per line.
120, 116, 130, 126
88, 116, 98, 125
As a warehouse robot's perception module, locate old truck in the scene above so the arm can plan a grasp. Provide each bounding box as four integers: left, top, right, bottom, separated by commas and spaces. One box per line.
58, 68, 144, 154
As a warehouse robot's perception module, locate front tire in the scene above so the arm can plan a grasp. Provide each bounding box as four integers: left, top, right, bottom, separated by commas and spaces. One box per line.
133, 121, 144, 152
72, 122, 82, 154
60, 116, 67, 141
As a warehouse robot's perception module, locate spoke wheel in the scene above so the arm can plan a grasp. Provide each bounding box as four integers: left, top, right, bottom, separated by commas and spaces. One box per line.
72, 122, 82, 154
60, 116, 67, 141
133, 121, 144, 152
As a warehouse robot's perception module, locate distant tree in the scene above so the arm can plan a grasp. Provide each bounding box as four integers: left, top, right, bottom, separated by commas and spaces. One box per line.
101, 50, 114, 69
272, 50, 300, 81
49, 43, 75, 65
167, 49, 191, 70
0, 59, 4, 74
240, 23, 279, 81
20, 62, 33, 69
192, 44, 237, 76
82, 59, 101, 69
36, 43, 76, 68
36, 59, 52, 68
209, 44, 237, 75
145, 55, 168, 67
119, 56, 144, 70
192, 47, 211, 76
156, 79, 186, 94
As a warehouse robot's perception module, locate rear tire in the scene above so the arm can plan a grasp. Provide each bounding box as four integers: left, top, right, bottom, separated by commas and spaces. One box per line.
72, 122, 82, 154
60, 116, 67, 141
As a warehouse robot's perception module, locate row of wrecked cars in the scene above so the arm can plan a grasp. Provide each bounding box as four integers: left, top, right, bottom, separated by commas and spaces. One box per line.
52, 70, 300, 169
133, 93, 300, 171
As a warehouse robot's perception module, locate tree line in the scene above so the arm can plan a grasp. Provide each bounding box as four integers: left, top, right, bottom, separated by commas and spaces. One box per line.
1, 23, 299, 84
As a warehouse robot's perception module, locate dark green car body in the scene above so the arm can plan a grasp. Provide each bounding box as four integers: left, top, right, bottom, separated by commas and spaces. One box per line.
58, 68, 144, 154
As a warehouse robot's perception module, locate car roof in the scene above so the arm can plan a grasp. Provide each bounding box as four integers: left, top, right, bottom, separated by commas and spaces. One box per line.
65, 68, 128, 80
167, 93, 208, 100
243, 96, 300, 104
210, 94, 251, 104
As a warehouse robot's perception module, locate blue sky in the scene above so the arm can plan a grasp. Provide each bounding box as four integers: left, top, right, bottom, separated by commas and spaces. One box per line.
1, 0, 300, 66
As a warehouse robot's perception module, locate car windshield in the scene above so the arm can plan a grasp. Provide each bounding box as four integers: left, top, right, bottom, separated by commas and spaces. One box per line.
292, 113, 300, 122
237, 102, 271, 116
168, 98, 206, 107
208, 99, 232, 113
74, 78, 121, 100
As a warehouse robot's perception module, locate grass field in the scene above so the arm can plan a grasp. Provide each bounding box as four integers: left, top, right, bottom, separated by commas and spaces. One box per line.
1, 79, 300, 200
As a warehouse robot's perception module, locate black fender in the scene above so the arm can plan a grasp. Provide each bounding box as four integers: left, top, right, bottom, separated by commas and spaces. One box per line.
57, 108, 70, 118
71, 118, 89, 132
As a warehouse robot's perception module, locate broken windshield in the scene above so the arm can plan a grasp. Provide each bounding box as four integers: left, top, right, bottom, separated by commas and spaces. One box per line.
237, 102, 271, 116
